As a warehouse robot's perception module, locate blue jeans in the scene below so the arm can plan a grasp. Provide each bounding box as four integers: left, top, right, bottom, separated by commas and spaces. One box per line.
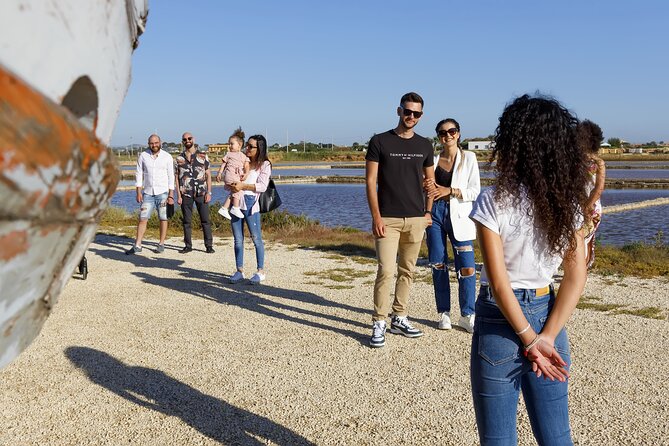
426, 199, 476, 316
139, 192, 168, 221
231, 195, 265, 270
471, 286, 573, 446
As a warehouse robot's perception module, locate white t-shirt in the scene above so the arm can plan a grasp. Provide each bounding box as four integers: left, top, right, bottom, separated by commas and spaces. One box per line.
470, 187, 564, 289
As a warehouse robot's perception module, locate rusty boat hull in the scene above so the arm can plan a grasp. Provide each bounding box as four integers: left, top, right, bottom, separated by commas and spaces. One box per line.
0, 1, 148, 369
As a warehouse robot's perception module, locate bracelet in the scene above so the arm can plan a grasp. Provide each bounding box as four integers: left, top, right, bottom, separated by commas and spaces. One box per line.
524, 335, 541, 351
515, 323, 531, 335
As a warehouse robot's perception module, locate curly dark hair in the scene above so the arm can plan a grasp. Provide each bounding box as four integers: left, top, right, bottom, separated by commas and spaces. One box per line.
492, 94, 589, 255
576, 119, 603, 154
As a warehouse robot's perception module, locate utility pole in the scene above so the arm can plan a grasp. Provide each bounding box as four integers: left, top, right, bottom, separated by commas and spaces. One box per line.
286, 130, 288, 154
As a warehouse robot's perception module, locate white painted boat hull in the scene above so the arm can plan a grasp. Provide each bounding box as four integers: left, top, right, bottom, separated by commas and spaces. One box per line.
0, 0, 148, 369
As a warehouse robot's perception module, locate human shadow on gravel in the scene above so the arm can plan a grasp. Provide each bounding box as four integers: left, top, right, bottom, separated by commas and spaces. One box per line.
65, 347, 315, 445
90, 234, 371, 344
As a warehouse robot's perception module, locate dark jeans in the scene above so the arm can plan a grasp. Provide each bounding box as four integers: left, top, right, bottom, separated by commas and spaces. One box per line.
181, 194, 213, 249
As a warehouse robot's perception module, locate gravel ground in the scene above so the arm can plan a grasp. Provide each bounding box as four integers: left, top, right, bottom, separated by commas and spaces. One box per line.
1, 233, 667, 445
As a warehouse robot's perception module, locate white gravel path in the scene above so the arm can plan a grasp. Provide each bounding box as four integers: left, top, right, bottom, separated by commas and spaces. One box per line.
1, 234, 667, 445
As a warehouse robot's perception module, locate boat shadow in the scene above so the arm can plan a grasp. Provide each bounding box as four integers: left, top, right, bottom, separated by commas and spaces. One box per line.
65, 347, 315, 445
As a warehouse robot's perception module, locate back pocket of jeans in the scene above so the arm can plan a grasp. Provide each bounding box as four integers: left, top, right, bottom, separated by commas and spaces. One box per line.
478, 317, 520, 366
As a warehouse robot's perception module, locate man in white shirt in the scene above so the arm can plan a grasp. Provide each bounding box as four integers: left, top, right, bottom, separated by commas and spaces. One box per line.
126, 134, 175, 254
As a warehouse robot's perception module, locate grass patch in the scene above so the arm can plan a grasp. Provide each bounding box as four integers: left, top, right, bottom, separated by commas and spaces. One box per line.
576, 299, 625, 312
324, 285, 355, 290
594, 242, 669, 278
349, 255, 377, 265
577, 296, 666, 320
304, 268, 372, 283
99, 205, 669, 278
612, 306, 665, 320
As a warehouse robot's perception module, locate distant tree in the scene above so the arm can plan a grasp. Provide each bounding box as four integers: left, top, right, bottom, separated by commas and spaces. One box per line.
607, 137, 622, 148
352, 142, 359, 148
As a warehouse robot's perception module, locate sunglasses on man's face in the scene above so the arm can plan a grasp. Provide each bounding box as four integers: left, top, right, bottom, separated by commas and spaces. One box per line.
182, 137, 193, 142
438, 128, 459, 137
400, 106, 423, 119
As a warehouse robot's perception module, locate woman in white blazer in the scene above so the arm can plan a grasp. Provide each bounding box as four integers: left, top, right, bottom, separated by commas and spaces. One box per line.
424, 119, 481, 333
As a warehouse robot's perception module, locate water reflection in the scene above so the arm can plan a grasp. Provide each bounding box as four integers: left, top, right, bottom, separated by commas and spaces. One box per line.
110, 184, 669, 246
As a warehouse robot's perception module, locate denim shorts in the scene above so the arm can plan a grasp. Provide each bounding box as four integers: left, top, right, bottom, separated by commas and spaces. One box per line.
139, 192, 168, 221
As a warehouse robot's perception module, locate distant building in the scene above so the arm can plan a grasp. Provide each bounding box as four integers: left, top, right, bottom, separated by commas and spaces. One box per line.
468, 141, 491, 151
207, 143, 230, 154
628, 148, 644, 154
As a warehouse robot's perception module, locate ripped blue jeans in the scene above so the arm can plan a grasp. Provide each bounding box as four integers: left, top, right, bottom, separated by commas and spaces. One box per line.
426, 199, 476, 316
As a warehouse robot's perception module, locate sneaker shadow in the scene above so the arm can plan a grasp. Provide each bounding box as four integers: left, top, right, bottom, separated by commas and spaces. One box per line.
90, 234, 370, 344
65, 347, 314, 445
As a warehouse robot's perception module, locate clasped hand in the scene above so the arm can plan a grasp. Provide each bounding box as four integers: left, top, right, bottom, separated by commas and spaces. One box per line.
525, 335, 569, 382
423, 178, 449, 200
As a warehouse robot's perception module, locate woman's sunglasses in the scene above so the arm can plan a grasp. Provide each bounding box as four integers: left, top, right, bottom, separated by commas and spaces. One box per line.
438, 128, 459, 137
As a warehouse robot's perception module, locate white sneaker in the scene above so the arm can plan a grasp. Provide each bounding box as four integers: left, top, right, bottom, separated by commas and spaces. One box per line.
229, 271, 245, 284
218, 207, 231, 219
230, 207, 244, 219
438, 312, 452, 330
369, 320, 386, 348
249, 272, 266, 284
458, 314, 475, 334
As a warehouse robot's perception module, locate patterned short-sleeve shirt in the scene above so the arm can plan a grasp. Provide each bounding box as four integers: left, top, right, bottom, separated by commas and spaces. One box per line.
176, 151, 210, 197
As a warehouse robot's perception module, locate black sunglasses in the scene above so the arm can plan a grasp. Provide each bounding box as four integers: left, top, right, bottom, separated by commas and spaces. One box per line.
246, 144, 258, 149
438, 128, 459, 137
182, 137, 193, 142
400, 106, 423, 119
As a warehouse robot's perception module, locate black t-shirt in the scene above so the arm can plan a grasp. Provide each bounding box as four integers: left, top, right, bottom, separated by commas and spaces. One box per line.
366, 130, 434, 217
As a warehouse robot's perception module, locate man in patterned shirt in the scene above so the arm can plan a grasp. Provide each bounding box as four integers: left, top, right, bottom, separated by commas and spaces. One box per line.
175, 132, 214, 254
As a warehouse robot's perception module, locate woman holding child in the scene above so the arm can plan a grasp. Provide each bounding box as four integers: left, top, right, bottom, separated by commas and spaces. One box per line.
423, 119, 480, 333
226, 134, 271, 285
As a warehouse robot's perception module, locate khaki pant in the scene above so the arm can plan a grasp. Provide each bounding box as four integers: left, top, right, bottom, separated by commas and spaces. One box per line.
372, 216, 427, 321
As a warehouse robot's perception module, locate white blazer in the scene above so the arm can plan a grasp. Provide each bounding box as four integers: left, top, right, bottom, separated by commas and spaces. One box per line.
433, 150, 481, 241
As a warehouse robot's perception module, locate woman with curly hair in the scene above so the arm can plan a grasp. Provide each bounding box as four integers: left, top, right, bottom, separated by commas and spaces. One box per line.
424, 118, 480, 333
469, 94, 589, 445
577, 120, 606, 269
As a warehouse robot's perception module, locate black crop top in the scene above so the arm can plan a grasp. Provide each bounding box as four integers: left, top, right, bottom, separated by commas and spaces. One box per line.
435, 165, 453, 188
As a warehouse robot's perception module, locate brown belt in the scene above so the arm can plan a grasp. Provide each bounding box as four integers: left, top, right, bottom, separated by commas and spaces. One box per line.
535, 285, 551, 297
482, 285, 552, 297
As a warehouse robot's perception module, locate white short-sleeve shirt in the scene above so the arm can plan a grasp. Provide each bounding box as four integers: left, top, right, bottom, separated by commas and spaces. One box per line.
470, 187, 564, 289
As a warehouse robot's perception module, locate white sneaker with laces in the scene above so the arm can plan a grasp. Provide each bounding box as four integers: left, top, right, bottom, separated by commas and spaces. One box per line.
218, 207, 231, 219
229, 271, 245, 284
389, 315, 423, 338
438, 312, 452, 330
230, 207, 244, 219
369, 320, 386, 348
249, 272, 266, 284
458, 314, 475, 334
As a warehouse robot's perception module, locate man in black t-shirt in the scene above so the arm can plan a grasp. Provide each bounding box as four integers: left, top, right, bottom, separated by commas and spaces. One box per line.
175, 132, 214, 254
365, 92, 435, 348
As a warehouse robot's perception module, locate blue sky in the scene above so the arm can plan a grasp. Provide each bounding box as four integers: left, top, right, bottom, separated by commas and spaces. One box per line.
111, 0, 669, 147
